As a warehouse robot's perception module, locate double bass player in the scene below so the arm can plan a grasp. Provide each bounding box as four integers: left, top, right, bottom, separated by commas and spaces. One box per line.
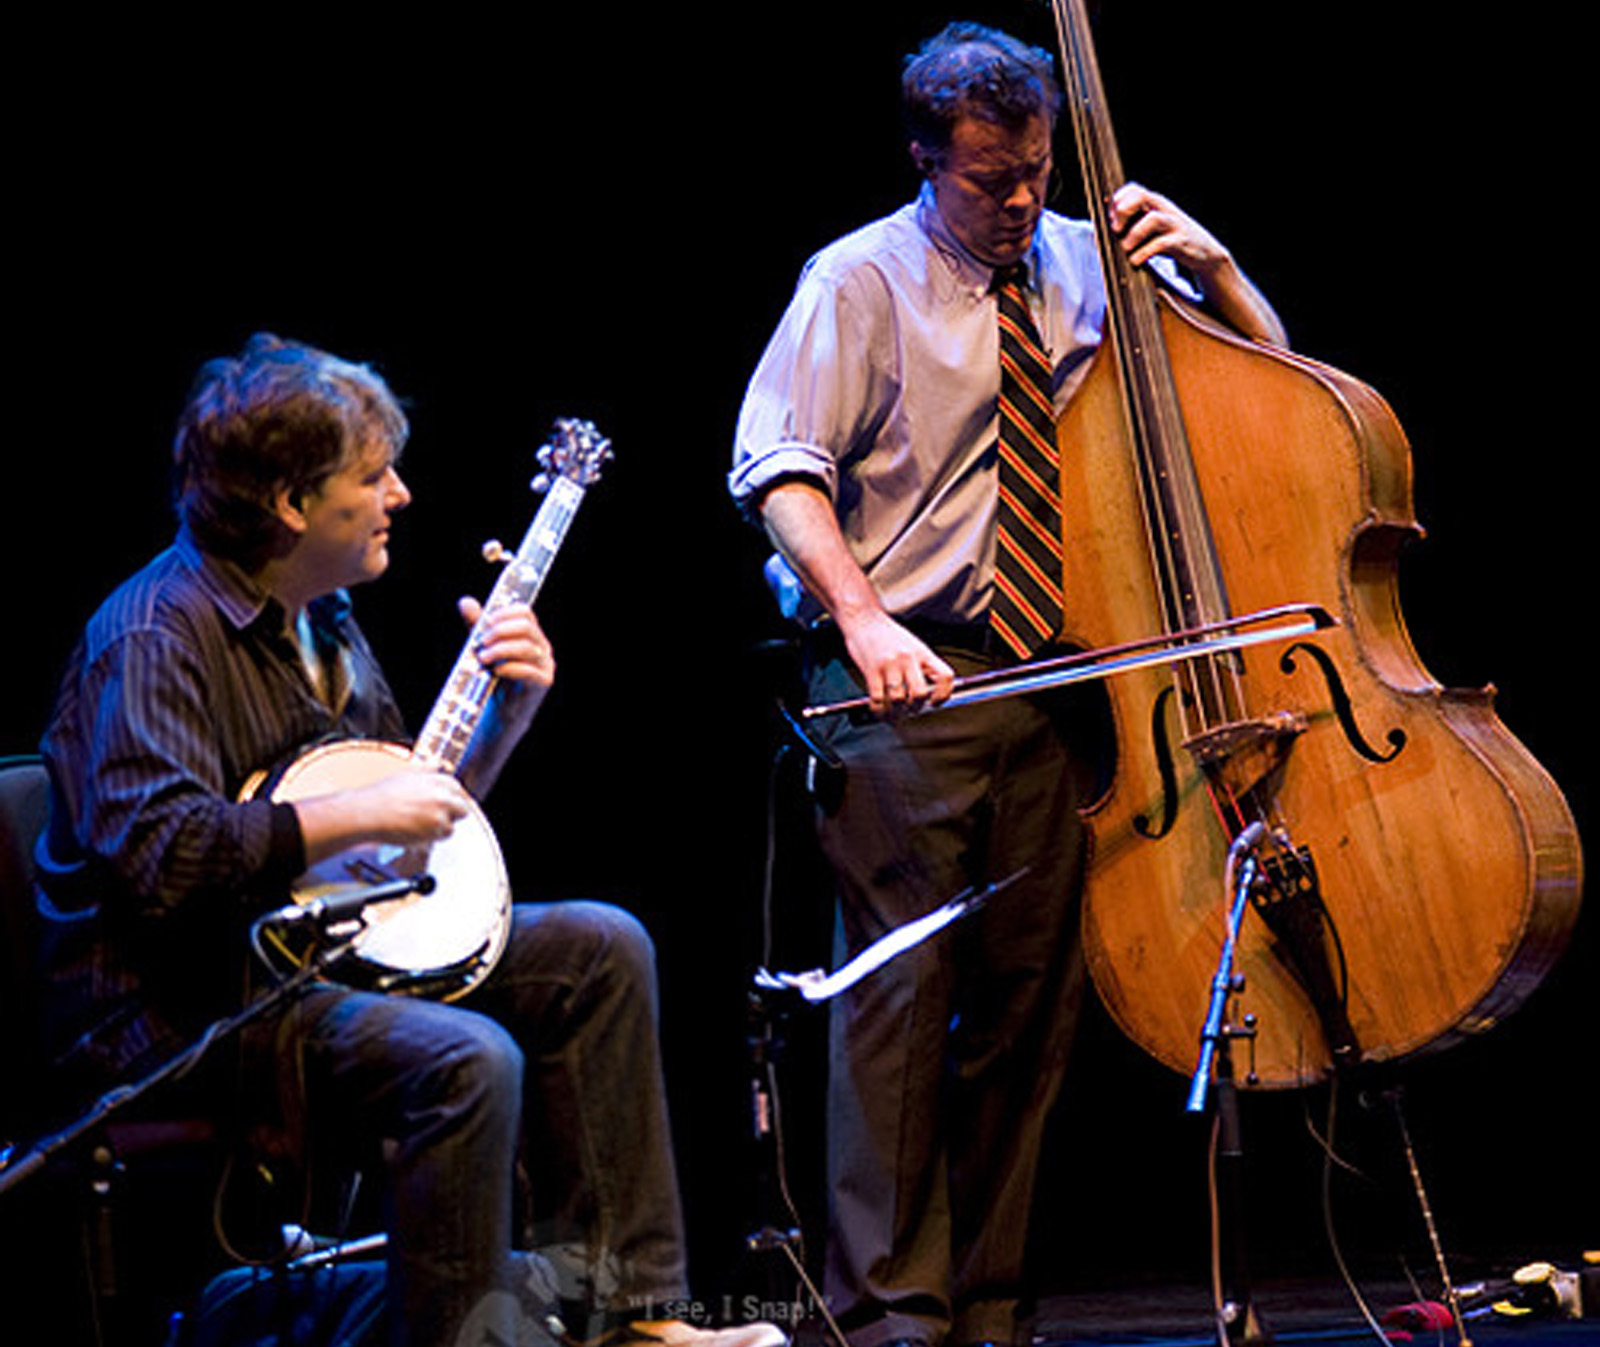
728, 23, 1285, 1347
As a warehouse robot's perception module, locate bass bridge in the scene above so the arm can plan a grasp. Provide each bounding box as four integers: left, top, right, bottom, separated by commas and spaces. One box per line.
1185, 710, 1309, 804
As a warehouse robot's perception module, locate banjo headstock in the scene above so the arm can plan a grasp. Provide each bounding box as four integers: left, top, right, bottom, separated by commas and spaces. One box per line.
533, 417, 613, 494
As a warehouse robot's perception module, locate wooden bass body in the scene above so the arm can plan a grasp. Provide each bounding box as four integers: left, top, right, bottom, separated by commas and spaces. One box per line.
1060, 295, 1583, 1086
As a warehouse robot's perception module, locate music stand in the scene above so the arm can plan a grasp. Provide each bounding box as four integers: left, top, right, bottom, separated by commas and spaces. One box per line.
744, 871, 1024, 1347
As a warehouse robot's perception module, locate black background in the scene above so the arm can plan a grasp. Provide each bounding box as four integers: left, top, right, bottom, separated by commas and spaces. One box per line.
5, 0, 1592, 1322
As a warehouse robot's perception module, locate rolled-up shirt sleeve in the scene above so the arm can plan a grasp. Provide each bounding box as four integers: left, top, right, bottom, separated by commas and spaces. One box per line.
730, 259, 892, 517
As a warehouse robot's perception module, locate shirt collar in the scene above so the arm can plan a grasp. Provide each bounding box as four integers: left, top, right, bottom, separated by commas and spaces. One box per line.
914, 181, 1044, 298
174, 527, 352, 638
175, 527, 274, 632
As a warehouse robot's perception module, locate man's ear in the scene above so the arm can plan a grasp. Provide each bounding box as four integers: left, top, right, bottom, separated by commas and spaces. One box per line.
910, 142, 939, 178
272, 486, 309, 536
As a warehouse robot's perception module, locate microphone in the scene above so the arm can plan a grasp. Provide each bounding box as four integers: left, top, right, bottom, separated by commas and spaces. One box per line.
281, 1223, 389, 1271
263, 873, 437, 928
1185, 823, 1270, 1112
1229, 820, 1268, 861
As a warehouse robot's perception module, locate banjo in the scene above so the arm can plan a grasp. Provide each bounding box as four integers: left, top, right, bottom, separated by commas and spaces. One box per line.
246, 417, 613, 1000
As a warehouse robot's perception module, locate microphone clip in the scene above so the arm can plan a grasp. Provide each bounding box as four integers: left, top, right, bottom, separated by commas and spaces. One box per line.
262, 872, 438, 932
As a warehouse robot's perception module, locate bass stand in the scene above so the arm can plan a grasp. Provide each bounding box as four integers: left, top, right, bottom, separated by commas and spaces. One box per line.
746, 871, 1025, 1347
1345, 1078, 1474, 1347
1186, 825, 1271, 1347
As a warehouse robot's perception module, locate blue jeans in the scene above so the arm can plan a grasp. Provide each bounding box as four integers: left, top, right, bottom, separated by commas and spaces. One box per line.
289, 901, 688, 1346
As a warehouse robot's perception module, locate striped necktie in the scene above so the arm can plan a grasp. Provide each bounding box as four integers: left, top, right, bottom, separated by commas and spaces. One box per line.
988, 264, 1064, 660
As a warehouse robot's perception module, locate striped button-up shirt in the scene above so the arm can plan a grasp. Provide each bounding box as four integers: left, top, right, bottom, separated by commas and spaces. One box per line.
37, 530, 405, 1083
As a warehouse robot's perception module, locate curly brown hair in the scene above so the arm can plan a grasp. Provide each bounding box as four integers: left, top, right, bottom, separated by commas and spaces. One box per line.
902, 22, 1062, 167
172, 332, 408, 567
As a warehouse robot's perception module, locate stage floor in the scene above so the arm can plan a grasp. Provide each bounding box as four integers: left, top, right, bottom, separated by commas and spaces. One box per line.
1032, 1275, 1599, 1346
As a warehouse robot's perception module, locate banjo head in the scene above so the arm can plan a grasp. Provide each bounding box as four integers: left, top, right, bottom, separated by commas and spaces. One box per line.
263, 740, 512, 999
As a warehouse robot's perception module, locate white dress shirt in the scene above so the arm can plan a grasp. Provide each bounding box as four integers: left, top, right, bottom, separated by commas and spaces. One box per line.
731, 183, 1193, 627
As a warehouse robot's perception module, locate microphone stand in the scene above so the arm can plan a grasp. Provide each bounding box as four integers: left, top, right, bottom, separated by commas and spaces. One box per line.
0, 902, 378, 1202
1187, 826, 1270, 1347
742, 976, 848, 1347
0, 908, 378, 1346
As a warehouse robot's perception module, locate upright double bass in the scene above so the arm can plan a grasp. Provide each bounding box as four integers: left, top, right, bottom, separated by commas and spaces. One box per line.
1049, 0, 1582, 1087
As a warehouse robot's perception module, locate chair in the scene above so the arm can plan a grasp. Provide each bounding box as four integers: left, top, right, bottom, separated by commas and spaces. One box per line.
0, 754, 230, 1344
1, 756, 387, 1345
0, 756, 50, 1106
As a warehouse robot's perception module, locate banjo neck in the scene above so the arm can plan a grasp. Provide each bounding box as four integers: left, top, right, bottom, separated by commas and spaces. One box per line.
410, 419, 611, 774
